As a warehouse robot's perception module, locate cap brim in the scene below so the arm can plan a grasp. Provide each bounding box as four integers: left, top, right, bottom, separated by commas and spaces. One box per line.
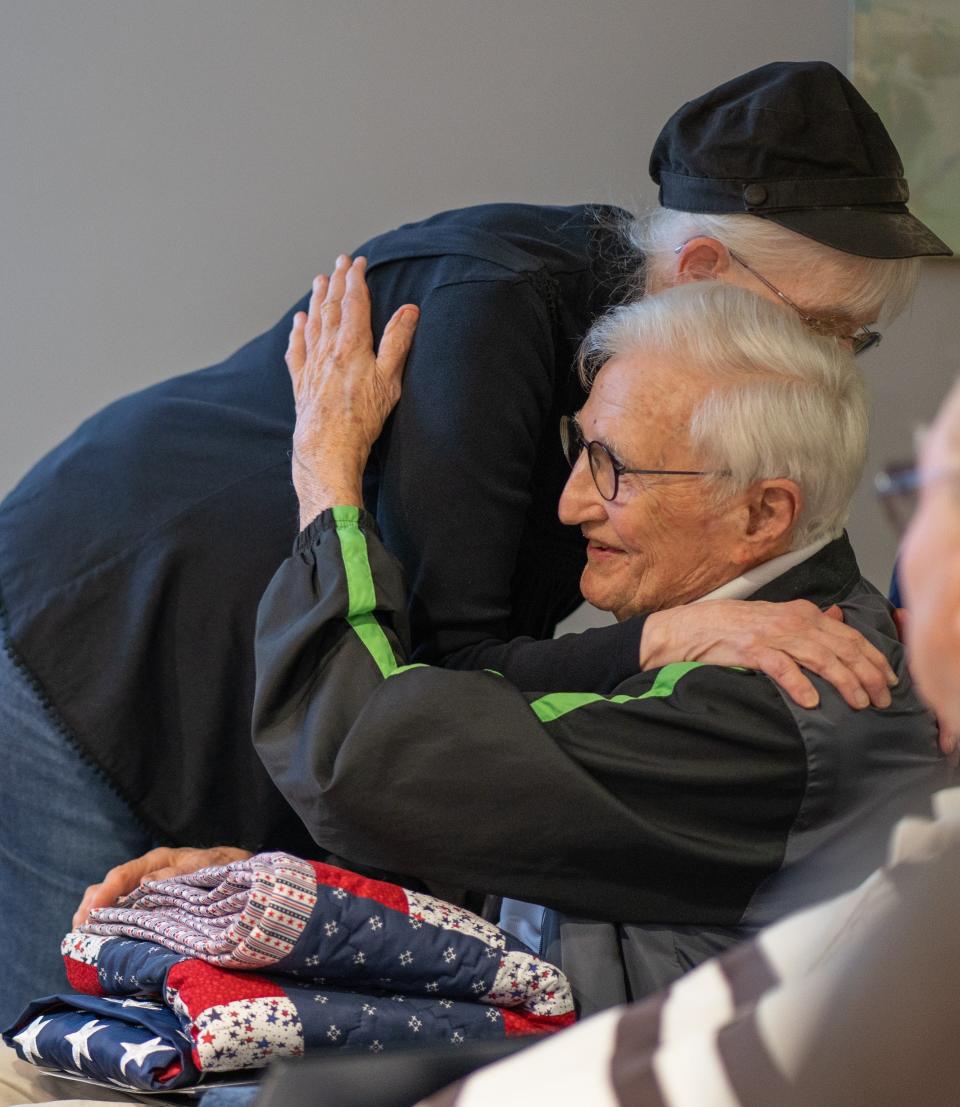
762, 207, 953, 259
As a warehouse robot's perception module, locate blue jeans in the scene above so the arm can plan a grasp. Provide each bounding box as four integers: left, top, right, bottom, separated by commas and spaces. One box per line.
0, 635, 161, 1028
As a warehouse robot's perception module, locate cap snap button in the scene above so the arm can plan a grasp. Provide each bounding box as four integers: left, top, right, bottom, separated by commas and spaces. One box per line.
743, 183, 768, 206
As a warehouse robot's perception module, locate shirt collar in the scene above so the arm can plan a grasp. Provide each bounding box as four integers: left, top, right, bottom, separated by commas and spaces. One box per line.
693, 537, 832, 605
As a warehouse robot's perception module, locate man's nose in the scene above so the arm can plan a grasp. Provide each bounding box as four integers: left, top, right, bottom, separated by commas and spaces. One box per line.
558, 452, 606, 524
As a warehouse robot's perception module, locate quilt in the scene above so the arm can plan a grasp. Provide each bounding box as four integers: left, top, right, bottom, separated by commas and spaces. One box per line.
3, 853, 575, 1092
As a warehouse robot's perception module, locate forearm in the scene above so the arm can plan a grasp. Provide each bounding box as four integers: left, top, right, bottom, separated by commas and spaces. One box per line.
254, 506, 407, 732
439, 617, 648, 694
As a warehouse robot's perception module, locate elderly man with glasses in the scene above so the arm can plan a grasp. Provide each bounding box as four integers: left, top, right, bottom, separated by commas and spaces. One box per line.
228, 259, 943, 1016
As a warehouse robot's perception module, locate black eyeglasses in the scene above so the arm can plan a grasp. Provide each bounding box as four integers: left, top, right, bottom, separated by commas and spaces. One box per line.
560, 415, 711, 501
674, 244, 882, 356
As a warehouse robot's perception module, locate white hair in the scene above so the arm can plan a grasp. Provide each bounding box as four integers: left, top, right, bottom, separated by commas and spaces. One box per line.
627, 206, 920, 323
579, 282, 869, 548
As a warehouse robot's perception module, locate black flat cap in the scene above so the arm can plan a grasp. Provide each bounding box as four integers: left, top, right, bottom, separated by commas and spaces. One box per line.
650, 60, 952, 258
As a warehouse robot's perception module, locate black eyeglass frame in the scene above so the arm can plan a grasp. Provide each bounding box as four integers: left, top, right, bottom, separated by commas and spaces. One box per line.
559, 415, 712, 502
672, 243, 883, 356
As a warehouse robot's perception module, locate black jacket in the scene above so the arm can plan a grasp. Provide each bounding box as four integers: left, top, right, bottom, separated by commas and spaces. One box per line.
253, 509, 946, 1009
0, 203, 638, 849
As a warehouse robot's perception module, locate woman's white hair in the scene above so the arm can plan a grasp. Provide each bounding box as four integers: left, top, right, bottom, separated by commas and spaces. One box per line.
578, 281, 869, 549
628, 206, 920, 323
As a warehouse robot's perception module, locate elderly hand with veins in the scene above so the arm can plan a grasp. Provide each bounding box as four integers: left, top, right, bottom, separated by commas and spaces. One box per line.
641, 598, 901, 715
288, 254, 419, 529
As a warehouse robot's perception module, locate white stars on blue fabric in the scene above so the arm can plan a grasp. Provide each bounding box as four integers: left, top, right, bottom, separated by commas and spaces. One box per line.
64, 1019, 107, 1069
118, 1036, 176, 1076
13, 1016, 52, 1064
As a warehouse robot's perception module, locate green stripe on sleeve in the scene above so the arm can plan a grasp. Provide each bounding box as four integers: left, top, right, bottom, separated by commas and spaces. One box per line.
331, 505, 398, 679
529, 660, 704, 723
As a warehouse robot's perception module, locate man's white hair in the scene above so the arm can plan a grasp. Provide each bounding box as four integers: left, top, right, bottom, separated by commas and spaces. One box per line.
578, 282, 869, 549
629, 206, 920, 322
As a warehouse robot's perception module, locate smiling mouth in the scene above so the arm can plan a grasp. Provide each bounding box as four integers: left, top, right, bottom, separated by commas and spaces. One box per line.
586, 540, 625, 558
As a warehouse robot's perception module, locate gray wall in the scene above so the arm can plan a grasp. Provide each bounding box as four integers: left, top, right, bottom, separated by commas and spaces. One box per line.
2, 0, 957, 606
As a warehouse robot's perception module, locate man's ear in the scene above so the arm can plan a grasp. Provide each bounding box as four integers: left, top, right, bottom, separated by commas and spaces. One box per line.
673, 237, 732, 285
737, 479, 802, 562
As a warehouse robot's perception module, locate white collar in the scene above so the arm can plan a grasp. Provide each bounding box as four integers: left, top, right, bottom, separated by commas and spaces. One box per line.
693, 537, 832, 605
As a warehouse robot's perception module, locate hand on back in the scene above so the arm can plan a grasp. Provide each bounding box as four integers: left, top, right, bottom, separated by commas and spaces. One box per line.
641, 598, 898, 712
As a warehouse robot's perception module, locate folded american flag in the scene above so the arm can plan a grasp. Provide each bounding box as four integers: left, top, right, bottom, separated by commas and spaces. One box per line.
3, 853, 574, 1092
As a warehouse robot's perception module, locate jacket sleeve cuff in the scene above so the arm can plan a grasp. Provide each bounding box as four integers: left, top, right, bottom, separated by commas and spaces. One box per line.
294, 506, 382, 555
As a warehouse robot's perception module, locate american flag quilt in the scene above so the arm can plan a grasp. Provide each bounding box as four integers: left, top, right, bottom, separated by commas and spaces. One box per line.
2, 853, 574, 1093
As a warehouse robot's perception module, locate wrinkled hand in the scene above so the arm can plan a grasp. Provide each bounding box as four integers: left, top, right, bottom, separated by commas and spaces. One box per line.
72, 845, 252, 928
286, 255, 419, 527
640, 599, 898, 711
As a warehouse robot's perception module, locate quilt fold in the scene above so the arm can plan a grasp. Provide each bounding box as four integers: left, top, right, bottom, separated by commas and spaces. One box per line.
3, 853, 575, 1092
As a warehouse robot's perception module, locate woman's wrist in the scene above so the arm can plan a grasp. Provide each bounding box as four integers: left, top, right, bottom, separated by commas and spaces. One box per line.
638, 609, 674, 669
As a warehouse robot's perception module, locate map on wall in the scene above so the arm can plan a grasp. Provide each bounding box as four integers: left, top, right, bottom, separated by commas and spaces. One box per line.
852, 0, 960, 255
